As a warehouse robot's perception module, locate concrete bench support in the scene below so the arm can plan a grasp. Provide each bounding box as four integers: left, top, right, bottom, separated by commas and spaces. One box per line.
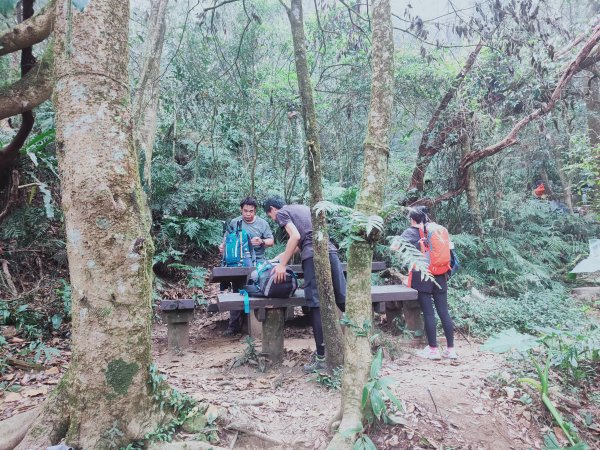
261, 308, 285, 365
160, 299, 195, 353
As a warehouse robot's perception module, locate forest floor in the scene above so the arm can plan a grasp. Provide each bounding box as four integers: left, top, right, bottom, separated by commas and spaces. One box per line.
150, 309, 548, 450
1, 287, 599, 449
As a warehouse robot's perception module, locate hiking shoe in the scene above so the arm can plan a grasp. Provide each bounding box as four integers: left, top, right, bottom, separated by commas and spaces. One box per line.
223, 328, 240, 337
417, 345, 441, 360
442, 348, 458, 359
303, 353, 327, 373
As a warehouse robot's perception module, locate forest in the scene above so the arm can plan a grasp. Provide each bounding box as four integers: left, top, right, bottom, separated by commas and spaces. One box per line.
0, 0, 598, 449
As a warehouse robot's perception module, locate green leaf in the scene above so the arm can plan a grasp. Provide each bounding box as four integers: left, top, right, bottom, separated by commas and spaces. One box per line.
380, 384, 403, 411
51, 314, 63, 330
370, 347, 383, 379
72, 0, 90, 11
0, 0, 17, 16
370, 388, 385, 420
480, 328, 539, 353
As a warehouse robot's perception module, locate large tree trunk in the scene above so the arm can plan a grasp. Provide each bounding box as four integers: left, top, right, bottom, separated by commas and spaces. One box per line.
132, 0, 169, 191
284, 0, 344, 370
14, 1, 160, 448
459, 130, 483, 235
328, 1, 394, 447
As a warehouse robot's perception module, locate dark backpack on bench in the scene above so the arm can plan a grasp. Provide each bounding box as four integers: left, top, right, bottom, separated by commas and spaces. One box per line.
245, 261, 298, 298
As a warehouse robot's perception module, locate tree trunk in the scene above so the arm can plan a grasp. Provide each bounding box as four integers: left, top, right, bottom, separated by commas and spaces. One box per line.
328, 1, 394, 447
553, 145, 574, 212
459, 130, 483, 235
15, 1, 160, 448
132, 0, 169, 191
284, 0, 344, 371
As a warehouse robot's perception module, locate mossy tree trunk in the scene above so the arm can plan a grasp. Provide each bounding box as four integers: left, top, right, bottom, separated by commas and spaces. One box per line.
282, 0, 344, 371
132, 0, 169, 192
14, 1, 160, 448
327, 0, 394, 447
459, 129, 484, 235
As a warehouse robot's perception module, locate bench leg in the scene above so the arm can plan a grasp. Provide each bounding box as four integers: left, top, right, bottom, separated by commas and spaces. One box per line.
248, 310, 262, 340
261, 308, 285, 366
403, 300, 424, 335
164, 310, 194, 353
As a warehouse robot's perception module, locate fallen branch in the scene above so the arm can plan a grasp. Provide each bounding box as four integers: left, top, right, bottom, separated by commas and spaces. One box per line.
7, 357, 44, 371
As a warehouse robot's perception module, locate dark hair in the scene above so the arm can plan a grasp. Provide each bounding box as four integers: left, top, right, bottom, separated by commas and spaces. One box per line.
407, 206, 428, 224
263, 196, 285, 213
240, 197, 258, 210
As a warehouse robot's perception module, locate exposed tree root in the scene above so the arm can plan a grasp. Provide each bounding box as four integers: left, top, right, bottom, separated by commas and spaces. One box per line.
327, 407, 342, 432
14, 379, 70, 450
327, 411, 363, 450
226, 422, 284, 445
148, 442, 229, 450
0, 407, 41, 450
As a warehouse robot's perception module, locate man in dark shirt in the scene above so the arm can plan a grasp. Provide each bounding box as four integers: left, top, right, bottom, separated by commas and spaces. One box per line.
263, 196, 346, 372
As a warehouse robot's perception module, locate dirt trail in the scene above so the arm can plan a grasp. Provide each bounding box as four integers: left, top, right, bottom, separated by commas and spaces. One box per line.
154, 313, 535, 450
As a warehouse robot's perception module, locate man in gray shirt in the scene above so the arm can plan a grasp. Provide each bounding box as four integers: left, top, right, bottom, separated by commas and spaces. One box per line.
220, 197, 274, 335
263, 196, 345, 373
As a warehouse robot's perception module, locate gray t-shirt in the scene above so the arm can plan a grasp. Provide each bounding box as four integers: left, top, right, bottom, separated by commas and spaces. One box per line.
275, 204, 337, 261
227, 216, 273, 262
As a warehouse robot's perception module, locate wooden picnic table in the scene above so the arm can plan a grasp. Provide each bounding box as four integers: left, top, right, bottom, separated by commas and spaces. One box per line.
216, 284, 419, 366
209, 261, 387, 283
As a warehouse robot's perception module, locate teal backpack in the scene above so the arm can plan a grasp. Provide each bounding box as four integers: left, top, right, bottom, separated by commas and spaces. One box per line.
222, 220, 255, 267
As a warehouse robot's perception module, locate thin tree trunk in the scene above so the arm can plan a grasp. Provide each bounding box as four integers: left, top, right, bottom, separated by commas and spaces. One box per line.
283, 0, 344, 371
553, 146, 574, 212
459, 130, 483, 235
328, 1, 394, 447
132, 0, 169, 191
15, 1, 160, 448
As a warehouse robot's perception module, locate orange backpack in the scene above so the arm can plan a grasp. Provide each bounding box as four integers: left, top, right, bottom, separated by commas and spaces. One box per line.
418, 222, 451, 276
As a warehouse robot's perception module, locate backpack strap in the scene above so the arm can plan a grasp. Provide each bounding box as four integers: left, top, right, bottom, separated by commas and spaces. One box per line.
239, 289, 250, 313
418, 225, 428, 254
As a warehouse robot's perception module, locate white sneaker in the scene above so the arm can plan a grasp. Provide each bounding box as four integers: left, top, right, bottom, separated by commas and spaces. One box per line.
417, 345, 441, 360
442, 348, 458, 359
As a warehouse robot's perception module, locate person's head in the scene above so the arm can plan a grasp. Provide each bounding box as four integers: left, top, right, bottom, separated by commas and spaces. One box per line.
239, 197, 258, 223
407, 206, 428, 226
263, 196, 285, 221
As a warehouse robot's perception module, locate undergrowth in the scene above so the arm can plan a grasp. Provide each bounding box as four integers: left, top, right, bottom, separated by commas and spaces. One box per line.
448, 285, 590, 337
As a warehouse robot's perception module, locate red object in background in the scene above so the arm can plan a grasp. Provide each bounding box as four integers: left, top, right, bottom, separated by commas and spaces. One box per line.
534, 183, 546, 198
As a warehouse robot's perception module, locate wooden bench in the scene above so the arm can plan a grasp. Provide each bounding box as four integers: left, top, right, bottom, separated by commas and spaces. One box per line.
216, 284, 419, 365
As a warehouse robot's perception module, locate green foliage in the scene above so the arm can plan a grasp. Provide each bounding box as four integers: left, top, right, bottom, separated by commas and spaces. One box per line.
361, 348, 404, 426
231, 336, 265, 372
480, 328, 539, 353
0, 302, 43, 338
313, 367, 343, 391
448, 198, 596, 296
166, 264, 207, 289
340, 315, 373, 338
449, 285, 589, 337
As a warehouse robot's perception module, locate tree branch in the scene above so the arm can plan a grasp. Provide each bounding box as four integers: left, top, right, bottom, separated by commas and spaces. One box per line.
413, 21, 600, 206
408, 41, 482, 191
0, 0, 55, 56
0, 52, 53, 123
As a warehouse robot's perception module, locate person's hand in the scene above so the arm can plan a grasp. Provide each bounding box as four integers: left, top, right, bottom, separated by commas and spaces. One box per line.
271, 263, 287, 283
251, 236, 263, 247
218, 243, 224, 255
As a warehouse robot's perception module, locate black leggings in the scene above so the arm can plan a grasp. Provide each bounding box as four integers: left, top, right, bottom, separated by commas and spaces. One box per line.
311, 303, 345, 357
418, 289, 454, 348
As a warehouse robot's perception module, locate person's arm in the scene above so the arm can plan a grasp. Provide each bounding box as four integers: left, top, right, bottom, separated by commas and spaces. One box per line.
272, 222, 300, 282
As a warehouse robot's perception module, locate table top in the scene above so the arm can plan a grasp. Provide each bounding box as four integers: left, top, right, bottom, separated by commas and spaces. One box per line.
216, 284, 417, 311
210, 261, 387, 282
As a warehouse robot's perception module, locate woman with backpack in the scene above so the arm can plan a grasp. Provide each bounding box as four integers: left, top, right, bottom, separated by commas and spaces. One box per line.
395, 207, 457, 360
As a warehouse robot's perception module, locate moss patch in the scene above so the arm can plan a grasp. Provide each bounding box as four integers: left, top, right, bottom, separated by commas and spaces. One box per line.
105, 359, 139, 395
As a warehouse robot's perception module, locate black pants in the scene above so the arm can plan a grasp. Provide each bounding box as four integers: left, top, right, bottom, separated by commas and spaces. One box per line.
417, 282, 454, 348
303, 254, 346, 357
